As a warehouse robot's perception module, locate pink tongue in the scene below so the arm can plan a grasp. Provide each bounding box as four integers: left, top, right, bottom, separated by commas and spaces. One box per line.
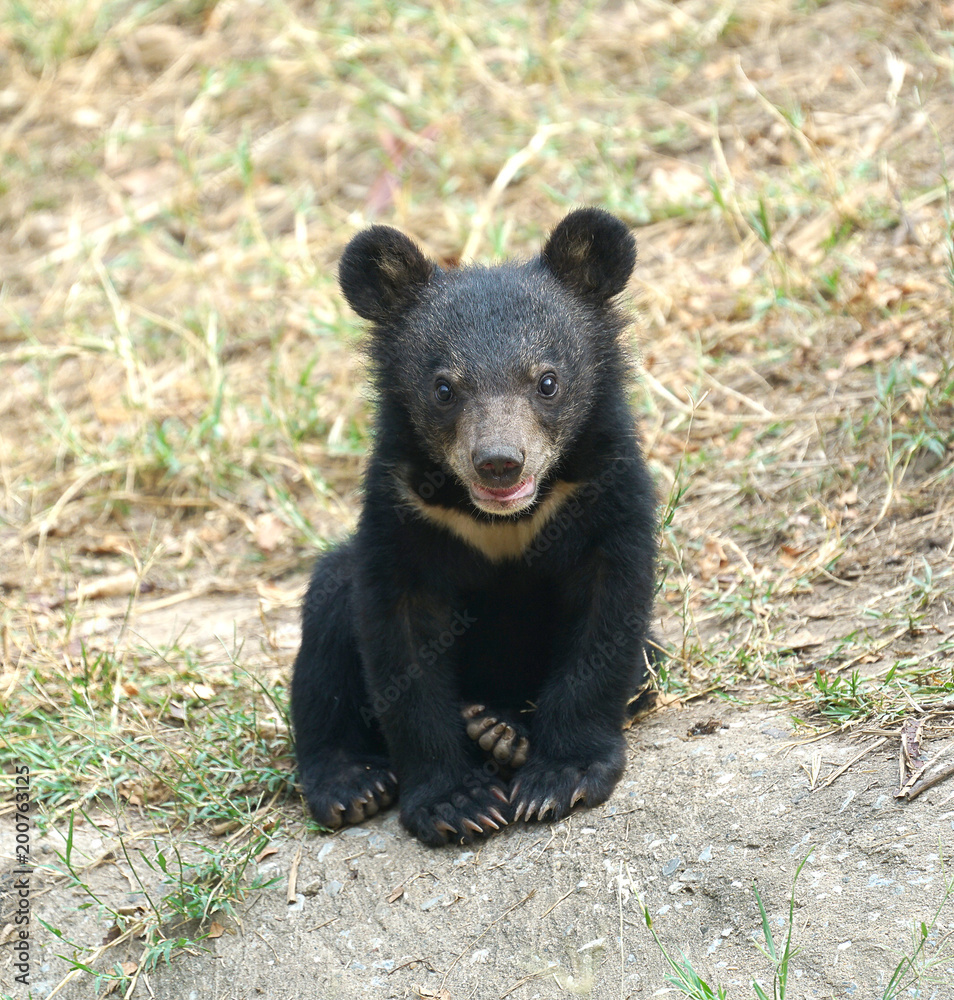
472, 477, 535, 502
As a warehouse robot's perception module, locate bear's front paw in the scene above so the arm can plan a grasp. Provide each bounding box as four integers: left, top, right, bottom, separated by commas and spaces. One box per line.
510, 756, 624, 823
300, 753, 398, 829
400, 779, 510, 847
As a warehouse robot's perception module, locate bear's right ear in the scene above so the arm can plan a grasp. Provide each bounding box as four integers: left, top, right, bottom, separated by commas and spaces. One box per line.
339, 226, 434, 323
541, 208, 636, 304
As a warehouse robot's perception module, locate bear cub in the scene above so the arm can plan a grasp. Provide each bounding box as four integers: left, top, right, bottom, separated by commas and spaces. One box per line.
291, 208, 657, 846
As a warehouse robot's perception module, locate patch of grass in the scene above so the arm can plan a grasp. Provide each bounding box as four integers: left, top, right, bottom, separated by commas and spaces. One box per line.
873, 361, 954, 489
3, 651, 292, 833
41, 811, 279, 996
639, 854, 811, 1000
808, 667, 879, 725
773, 642, 954, 729
882, 853, 954, 1000
640, 852, 954, 999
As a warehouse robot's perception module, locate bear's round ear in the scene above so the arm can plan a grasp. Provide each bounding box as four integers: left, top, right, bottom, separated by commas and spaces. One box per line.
540, 208, 636, 304
339, 226, 434, 323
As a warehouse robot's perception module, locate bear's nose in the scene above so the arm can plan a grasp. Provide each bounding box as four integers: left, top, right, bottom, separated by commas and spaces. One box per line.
473, 447, 525, 483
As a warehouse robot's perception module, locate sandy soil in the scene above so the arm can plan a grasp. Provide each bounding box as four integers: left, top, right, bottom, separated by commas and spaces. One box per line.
25, 590, 954, 1000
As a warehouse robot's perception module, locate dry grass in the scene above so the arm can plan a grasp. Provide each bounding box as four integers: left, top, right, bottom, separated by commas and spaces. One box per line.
1, 0, 954, 990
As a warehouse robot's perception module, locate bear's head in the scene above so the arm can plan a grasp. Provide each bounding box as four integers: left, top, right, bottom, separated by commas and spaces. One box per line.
339, 208, 636, 516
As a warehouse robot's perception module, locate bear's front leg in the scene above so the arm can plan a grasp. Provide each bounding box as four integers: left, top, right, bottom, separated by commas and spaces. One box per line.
510, 566, 653, 823
358, 596, 510, 846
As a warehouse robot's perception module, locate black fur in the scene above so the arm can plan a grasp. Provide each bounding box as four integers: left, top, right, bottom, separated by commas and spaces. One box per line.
291, 209, 657, 846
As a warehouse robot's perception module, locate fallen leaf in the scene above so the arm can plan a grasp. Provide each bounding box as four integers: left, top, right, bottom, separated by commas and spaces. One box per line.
101, 925, 123, 946
118, 780, 145, 806
772, 630, 823, 651
387, 884, 405, 903
847, 343, 902, 369
256, 843, 279, 863
778, 542, 810, 568
900, 717, 927, 774
255, 718, 289, 739
687, 718, 725, 737
836, 488, 858, 506
75, 569, 139, 602
78, 531, 135, 556
253, 513, 287, 552
184, 683, 216, 701
650, 164, 706, 204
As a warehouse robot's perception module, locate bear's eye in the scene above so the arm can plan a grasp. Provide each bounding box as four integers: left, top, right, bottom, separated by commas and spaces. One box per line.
434, 379, 455, 404
538, 373, 559, 398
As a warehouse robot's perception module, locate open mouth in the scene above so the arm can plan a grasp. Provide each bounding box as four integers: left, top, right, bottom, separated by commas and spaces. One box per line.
470, 475, 536, 512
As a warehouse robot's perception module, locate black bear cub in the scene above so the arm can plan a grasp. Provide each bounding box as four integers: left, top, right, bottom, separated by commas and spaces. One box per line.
291, 208, 657, 846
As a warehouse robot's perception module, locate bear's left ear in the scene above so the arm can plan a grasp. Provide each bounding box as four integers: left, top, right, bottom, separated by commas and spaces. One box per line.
339, 225, 435, 323
540, 208, 636, 304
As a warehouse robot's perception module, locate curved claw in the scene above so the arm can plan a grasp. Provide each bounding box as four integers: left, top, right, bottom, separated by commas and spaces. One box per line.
490, 785, 509, 803
487, 806, 508, 826
461, 817, 483, 835
569, 782, 587, 809
509, 779, 523, 802
361, 791, 380, 817
535, 797, 557, 821
434, 819, 457, 836
475, 812, 500, 831
323, 801, 347, 828
513, 800, 527, 823
345, 796, 369, 825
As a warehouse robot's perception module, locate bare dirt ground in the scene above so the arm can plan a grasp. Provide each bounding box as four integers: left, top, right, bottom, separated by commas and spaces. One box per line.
26, 682, 954, 1000
2, 1, 954, 998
